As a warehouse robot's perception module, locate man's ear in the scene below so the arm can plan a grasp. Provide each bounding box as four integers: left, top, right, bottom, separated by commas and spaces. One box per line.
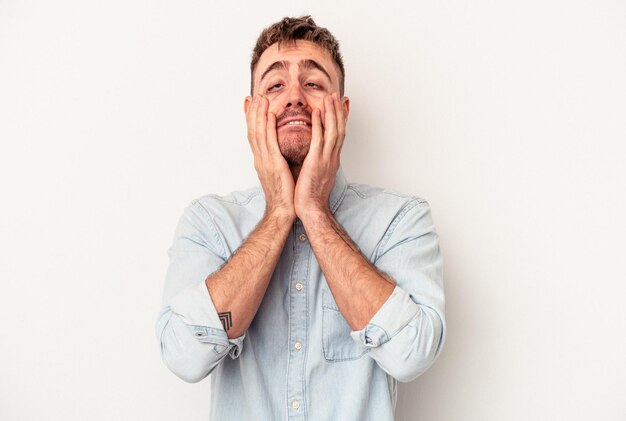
244, 96, 252, 115
342, 96, 351, 123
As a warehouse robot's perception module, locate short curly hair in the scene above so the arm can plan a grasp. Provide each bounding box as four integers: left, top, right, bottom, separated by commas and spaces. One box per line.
250, 16, 345, 97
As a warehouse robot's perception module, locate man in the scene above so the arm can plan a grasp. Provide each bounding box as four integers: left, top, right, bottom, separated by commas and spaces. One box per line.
156, 15, 446, 420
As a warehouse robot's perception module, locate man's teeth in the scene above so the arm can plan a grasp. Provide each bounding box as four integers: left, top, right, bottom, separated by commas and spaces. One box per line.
286, 121, 308, 125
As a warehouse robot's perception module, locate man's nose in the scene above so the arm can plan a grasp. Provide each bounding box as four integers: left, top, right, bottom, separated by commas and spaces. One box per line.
285, 85, 307, 109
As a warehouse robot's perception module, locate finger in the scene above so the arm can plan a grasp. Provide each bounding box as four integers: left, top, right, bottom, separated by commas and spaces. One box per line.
320, 96, 326, 131
309, 108, 323, 157
255, 95, 269, 156
266, 111, 280, 156
333, 92, 346, 156
322, 94, 337, 157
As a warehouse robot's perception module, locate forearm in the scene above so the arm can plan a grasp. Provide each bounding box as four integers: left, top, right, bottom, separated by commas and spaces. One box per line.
206, 211, 294, 338
302, 209, 396, 331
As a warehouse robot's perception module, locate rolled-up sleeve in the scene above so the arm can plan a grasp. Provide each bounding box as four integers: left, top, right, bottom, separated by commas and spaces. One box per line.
155, 200, 245, 383
350, 199, 446, 383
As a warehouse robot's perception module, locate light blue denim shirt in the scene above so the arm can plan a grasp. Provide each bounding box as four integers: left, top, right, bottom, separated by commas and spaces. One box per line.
155, 166, 446, 420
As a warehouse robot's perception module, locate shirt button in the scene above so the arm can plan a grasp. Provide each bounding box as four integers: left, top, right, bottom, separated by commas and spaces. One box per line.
294, 341, 302, 350
292, 400, 300, 409
298, 233, 307, 242
295, 282, 303, 291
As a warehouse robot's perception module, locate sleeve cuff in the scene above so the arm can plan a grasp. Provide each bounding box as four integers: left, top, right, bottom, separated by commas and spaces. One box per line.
350, 285, 420, 348
190, 325, 246, 359
168, 279, 246, 359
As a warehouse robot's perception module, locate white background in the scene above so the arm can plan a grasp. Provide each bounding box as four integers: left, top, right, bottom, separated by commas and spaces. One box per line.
1, 1, 625, 420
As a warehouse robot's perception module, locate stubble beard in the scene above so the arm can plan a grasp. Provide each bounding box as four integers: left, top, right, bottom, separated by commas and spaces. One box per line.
276, 108, 313, 167
278, 131, 311, 166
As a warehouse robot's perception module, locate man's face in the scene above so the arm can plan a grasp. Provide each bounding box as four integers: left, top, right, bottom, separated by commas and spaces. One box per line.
244, 40, 350, 166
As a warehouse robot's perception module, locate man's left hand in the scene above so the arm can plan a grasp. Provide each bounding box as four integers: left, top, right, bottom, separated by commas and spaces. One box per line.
294, 92, 347, 221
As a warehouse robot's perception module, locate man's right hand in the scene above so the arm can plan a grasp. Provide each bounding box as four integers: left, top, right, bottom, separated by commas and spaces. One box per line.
246, 94, 296, 220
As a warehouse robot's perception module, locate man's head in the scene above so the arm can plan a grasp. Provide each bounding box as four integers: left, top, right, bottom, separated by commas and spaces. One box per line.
249, 16, 345, 97
244, 16, 350, 167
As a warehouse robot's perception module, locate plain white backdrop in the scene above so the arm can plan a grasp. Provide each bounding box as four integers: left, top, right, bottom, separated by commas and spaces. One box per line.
1, 1, 625, 420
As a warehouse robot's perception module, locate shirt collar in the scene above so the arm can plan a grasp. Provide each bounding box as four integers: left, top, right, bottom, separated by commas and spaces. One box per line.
255, 165, 348, 215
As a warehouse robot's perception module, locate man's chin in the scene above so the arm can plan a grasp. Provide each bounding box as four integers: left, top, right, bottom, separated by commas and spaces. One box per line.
278, 135, 311, 166
281, 149, 309, 166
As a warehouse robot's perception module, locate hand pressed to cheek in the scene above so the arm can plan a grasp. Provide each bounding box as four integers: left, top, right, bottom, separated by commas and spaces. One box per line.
244, 94, 296, 218
313, 92, 347, 156
331, 92, 347, 157
292, 92, 346, 219
257, 95, 270, 154
322, 94, 339, 157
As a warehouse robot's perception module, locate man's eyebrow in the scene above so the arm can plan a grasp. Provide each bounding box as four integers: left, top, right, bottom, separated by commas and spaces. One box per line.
298, 59, 332, 83
259, 61, 288, 83
259, 59, 332, 84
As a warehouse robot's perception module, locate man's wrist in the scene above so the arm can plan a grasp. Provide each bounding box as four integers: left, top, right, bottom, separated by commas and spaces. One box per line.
299, 205, 332, 228
264, 207, 296, 225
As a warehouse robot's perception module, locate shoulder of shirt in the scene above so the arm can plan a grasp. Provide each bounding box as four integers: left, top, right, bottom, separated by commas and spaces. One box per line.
345, 181, 430, 210
189, 184, 264, 209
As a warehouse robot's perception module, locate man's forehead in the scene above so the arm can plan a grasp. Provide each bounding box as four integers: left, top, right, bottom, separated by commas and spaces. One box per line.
261, 40, 330, 60
259, 58, 332, 84
255, 40, 336, 78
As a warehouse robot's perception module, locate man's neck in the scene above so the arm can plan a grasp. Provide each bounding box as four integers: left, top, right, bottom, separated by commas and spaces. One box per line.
290, 165, 301, 182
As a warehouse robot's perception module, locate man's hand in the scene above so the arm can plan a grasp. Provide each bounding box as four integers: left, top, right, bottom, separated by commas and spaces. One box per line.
246, 94, 296, 220
294, 92, 346, 221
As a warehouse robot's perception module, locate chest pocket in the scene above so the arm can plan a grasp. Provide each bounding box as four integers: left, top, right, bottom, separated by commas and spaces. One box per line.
322, 288, 369, 362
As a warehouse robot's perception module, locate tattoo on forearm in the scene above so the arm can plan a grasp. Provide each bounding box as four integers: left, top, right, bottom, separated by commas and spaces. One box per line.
219, 311, 233, 331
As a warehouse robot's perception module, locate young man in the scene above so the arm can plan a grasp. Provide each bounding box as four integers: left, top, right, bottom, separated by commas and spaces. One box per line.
156, 16, 446, 420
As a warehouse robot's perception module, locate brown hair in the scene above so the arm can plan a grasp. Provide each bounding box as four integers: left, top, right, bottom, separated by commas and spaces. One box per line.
250, 16, 345, 97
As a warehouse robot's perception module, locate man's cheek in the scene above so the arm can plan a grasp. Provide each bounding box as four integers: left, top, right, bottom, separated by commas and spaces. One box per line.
267, 90, 286, 106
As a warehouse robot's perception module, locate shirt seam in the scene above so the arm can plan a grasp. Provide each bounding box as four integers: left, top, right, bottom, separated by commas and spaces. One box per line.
346, 184, 367, 199
347, 184, 424, 200
330, 181, 347, 213
204, 188, 262, 206
385, 306, 422, 340
190, 199, 228, 259
374, 198, 428, 262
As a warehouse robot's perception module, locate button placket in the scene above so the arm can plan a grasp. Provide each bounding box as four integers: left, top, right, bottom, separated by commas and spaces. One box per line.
287, 220, 310, 419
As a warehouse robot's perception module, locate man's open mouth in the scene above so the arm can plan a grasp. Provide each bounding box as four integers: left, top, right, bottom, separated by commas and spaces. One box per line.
278, 119, 312, 128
